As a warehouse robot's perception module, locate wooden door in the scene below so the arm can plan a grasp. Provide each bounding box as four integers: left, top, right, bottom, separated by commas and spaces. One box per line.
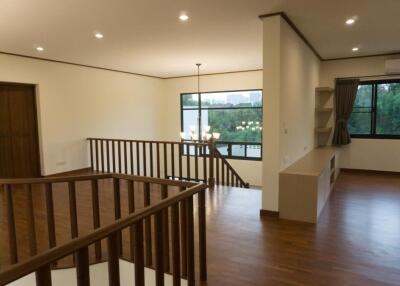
0, 83, 41, 177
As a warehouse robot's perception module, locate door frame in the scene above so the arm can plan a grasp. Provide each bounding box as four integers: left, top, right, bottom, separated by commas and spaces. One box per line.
0, 81, 42, 177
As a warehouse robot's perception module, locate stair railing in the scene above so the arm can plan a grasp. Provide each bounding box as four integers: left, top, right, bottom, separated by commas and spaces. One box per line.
0, 173, 207, 286
87, 137, 250, 188
213, 147, 250, 188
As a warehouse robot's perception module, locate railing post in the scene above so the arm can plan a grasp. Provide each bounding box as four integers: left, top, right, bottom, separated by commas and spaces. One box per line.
35, 264, 52, 286
198, 190, 207, 281
107, 232, 120, 286
133, 221, 145, 286
76, 246, 90, 286
186, 196, 195, 286
207, 140, 215, 188
89, 139, 94, 171
5, 184, 18, 264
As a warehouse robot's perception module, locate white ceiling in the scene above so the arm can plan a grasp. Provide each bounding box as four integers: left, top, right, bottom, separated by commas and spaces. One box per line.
1, 0, 400, 78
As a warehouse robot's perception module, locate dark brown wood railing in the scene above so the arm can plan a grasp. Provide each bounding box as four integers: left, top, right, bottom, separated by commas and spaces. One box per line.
213, 148, 249, 188
0, 173, 207, 286
87, 138, 249, 188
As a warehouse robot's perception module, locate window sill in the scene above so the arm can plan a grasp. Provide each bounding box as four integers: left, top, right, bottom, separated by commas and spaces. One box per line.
350, 135, 400, 140
222, 156, 262, 161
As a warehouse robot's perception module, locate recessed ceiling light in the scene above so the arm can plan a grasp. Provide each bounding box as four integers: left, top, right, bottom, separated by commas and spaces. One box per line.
352, 47, 359, 52
179, 14, 189, 21
94, 32, 104, 39
36, 46, 44, 52
345, 18, 355, 25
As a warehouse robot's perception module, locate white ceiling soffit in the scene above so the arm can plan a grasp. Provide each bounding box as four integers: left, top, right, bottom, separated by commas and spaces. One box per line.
0, 0, 400, 78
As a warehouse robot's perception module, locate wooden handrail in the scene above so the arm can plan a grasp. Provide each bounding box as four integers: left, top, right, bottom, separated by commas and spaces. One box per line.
0, 173, 196, 188
87, 137, 208, 147
112, 173, 196, 188
0, 182, 207, 285
0, 173, 112, 185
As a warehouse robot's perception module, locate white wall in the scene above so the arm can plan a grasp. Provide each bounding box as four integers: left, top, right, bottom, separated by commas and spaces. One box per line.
279, 19, 319, 168
262, 16, 320, 211
320, 55, 400, 172
0, 53, 263, 184
162, 71, 263, 186
0, 53, 164, 175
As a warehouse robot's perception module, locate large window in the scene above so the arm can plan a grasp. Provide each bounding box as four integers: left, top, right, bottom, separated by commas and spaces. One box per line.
181, 90, 262, 160
349, 79, 400, 138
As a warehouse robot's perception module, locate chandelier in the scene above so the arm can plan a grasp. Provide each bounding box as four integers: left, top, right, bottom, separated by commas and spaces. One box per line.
180, 64, 220, 142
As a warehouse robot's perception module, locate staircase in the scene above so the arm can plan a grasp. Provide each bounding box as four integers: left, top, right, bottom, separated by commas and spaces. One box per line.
0, 173, 207, 286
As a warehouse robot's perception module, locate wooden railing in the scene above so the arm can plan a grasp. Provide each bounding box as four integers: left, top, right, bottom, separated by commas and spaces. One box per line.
0, 173, 207, 286
213, 149, 249, 188
87, 138, 250, 188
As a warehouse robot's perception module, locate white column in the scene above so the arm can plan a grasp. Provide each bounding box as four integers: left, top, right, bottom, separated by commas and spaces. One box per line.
262, 15, 282, 211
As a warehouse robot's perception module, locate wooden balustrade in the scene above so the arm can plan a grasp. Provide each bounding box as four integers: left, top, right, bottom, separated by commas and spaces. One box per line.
0, 173, 207, 286
87, 138, 250, 189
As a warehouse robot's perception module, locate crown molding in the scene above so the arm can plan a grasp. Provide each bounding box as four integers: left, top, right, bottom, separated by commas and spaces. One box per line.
0, 50, 163, 79
323, 51, 400, 61
163, 69, 263, 79
259, 12, 322, 61
259, 11, 400, 63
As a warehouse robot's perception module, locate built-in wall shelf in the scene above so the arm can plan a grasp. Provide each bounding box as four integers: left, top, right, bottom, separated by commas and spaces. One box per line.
315, 107, 333, 113
315, 127, 332, 134
315, 87, 334, 147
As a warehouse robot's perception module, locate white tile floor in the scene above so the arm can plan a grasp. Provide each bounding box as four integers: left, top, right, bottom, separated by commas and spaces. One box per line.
9, 259, 187, 286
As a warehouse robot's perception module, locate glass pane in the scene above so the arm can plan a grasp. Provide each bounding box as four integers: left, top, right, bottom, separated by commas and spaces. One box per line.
348, 84, 373, 135
348, 112, 372, 134
231, 144, 245, 157
376, 83, 400, 135
246, 144, 262, 158
201, 90, 262, 108
354, 85, 373, 107
216, 143, 229, 156
182, 110, 199, 140
182, 93, 199, 109
201, 109, 262, 143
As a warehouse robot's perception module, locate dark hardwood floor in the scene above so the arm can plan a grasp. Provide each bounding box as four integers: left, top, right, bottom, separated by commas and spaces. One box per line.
1, 170, 400, 285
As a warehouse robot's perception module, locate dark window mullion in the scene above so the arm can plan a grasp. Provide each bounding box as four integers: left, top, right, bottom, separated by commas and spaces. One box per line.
371, 84, 378, 135
198, 92, 202, 140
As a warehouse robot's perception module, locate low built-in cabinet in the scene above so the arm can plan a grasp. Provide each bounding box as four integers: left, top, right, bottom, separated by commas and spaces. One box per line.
279, 147, 339, 223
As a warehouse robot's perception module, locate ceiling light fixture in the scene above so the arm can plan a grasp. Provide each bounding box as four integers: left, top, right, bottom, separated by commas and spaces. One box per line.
179, 14, 189, 21
352, 47, 359, 52
345, 18, 355, 25
94, 32, 104, 39
36, 46, 44, 52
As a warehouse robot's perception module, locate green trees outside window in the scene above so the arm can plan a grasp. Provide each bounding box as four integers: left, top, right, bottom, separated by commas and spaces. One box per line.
181, 90, 263, 160
348, 80, 400, 138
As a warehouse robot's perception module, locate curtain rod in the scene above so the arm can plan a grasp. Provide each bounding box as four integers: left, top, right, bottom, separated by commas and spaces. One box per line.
336, 73, 400, 80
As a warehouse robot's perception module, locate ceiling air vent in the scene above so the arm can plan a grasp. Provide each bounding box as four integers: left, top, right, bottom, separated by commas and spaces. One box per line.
385, 59, 400, 74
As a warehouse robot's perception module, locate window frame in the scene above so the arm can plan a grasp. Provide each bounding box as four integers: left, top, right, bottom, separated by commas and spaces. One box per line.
350, 79, 400, 139
180, 89, 263, 161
